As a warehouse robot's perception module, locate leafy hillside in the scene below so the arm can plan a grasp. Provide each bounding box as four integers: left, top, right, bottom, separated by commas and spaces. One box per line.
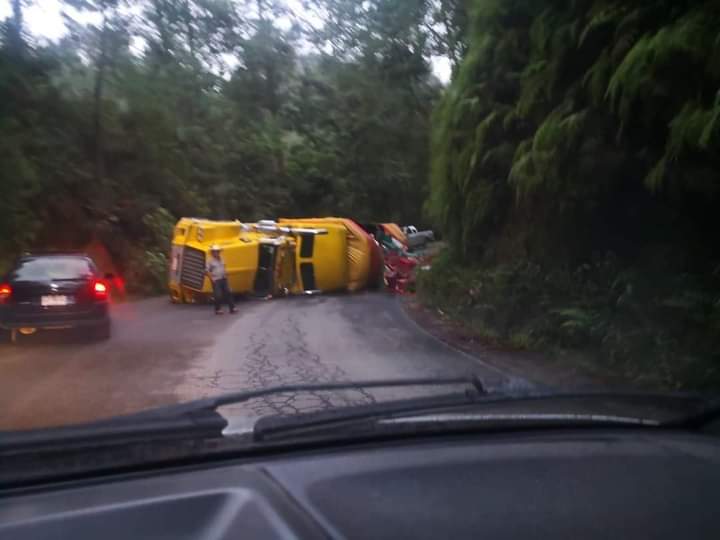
424, 0, 720, 389
0, 0, 443, 289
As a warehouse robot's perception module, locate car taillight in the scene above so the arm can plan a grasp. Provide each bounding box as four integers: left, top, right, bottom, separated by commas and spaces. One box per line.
0, 283, 11, 303
92, 280, 108, 299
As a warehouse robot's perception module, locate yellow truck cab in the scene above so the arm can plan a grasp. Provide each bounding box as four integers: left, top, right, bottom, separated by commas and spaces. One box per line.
169, 219, 270, 303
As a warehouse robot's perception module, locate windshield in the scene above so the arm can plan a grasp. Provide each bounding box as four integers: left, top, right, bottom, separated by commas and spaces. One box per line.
9, 257, 93, 281
0, 0, 718, 444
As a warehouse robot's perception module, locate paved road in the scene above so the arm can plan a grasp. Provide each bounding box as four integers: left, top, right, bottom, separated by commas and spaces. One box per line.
0, 293, 531, 431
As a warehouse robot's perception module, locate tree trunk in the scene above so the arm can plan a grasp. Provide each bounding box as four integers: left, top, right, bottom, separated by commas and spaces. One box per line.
11, 0, 22, 32
93, 10, 109, 184
151, 0, 173, 63
183, 0, 198, 120
9, 0, 24, 53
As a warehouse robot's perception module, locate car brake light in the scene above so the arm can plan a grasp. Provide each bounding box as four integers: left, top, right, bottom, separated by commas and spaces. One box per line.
93, 280, 108, 299
0, 283, 11, 303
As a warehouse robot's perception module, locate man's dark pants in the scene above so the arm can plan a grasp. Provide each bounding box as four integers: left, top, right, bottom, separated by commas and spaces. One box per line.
212, 278, 235, 312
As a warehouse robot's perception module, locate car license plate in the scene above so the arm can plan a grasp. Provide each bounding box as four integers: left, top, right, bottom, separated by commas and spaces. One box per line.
41, 295, 70, 307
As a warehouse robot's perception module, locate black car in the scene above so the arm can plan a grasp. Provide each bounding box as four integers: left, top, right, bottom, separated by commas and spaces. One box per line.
0, 253, 111, 342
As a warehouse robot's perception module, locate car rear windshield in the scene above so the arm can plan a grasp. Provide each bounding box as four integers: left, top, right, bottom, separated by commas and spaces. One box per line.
10, 257, 93, 281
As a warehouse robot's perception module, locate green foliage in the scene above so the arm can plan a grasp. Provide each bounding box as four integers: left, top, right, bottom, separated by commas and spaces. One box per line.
425, 0, 720, 394
418, 251, 720, 390
133, 250, 169, 294
606, 7, 716, 122
141, 207, 175, 258
667, 100, 720, 158
0, 0, 439, 285
429, 0, 720, 264
110, 208, 177, 294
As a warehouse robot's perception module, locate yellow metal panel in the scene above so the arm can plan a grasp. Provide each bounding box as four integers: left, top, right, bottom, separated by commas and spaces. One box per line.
172, 219, 266, 297
339, 218, 372, 292
172, 218, 194, 244
182, 239, 260, 294
274, 241, 297, 295
220, 242, 260, 294
280, 217, 370, 291
279, 219, 350, 291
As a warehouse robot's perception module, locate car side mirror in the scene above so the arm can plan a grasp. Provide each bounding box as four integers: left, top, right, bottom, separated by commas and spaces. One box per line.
104, 273, 114, 280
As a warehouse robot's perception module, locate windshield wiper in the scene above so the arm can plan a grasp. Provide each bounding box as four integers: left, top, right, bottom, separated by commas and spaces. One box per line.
251, 389, 719, 442
178, 376, 484, 412
0, 377, 485, 452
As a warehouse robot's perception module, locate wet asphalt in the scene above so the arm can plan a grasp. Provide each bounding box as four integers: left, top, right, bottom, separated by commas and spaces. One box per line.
0, 293, 531, 431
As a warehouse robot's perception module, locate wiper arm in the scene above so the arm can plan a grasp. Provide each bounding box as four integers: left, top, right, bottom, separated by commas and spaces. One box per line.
0, 377, 485, 452
206, 376, 484, 409
253, 390, 486, 441
252, 389, 719, 442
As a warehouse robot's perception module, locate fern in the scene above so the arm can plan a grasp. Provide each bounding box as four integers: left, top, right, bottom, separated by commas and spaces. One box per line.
516, 59, 554, 118
509, 106, 589, 197
508, 151, 537, 200
582, 47, 611, 105
429, 0, 720, 262
528, 8, 555, 56
644, 156, 667, 192
699, 104, 720, 149
579, 5, 626, 47
607, 8, 713, 120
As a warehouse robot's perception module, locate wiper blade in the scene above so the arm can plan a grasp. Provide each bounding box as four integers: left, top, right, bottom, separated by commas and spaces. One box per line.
379, 412, 662, 427
252, 389, 719, 442
253, 391, 485, 441
0, 377, 485, 452
202, 376, 484, 410
130, 376, 483, 423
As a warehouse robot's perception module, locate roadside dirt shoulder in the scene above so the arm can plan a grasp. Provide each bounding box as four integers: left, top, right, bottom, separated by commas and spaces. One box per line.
400, 296, 618, 390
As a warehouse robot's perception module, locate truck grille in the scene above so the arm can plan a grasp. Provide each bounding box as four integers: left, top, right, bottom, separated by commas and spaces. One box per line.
180, 247, 206, 290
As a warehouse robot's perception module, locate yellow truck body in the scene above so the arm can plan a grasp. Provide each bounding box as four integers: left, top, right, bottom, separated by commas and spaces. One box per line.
279, 217, 372, 292
169, 217, 360, 302
285, 222, 349, 294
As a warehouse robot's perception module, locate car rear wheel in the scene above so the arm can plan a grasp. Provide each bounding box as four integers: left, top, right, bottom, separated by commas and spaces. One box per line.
4, 328, 34, 344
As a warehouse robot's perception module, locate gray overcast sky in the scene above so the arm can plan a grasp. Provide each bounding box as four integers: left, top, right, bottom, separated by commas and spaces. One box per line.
0, 0, 452, 82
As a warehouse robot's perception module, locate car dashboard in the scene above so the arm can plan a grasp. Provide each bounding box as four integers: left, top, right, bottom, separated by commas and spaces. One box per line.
1, 429, 720, 539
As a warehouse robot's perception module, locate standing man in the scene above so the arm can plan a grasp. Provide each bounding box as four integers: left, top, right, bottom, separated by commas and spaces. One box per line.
206, 245, 236, 315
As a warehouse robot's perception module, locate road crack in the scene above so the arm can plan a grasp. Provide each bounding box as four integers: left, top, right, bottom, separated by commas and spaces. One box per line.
238, 311, 375, 416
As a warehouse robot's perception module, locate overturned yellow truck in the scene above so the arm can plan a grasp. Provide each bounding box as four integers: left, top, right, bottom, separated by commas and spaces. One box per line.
168, 217, 383, 303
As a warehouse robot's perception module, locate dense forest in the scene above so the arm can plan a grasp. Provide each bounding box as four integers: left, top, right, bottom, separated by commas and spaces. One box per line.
2, 0, 719, 387
0, 0, 456, 287
423, 0, 720, 389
